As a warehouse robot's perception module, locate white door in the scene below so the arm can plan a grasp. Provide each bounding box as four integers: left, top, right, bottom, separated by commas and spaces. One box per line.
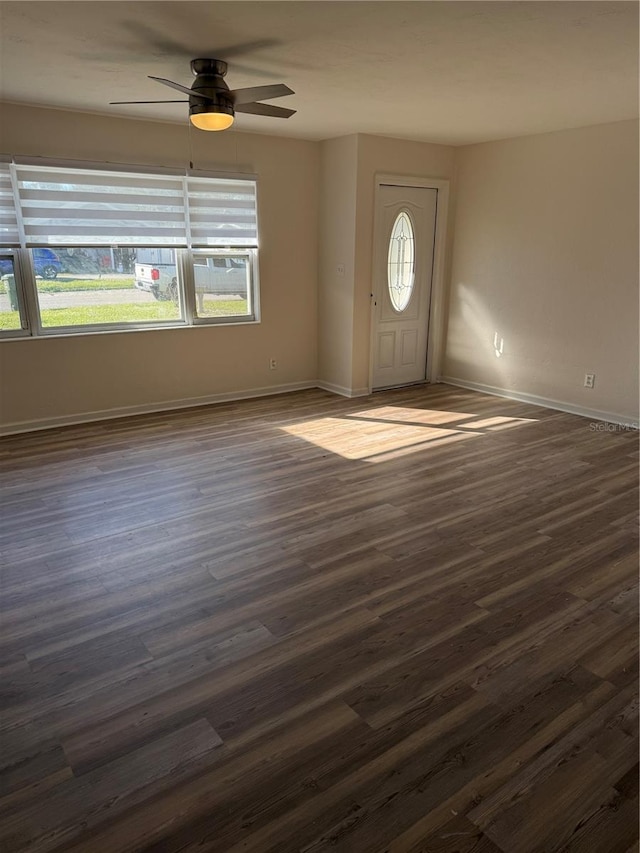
371, 184, 437, 390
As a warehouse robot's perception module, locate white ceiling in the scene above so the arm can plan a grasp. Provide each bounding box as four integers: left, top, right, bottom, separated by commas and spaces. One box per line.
0, 1, 637, 145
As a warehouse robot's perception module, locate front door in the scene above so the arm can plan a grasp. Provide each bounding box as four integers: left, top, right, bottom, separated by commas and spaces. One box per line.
371, 184, 437, 390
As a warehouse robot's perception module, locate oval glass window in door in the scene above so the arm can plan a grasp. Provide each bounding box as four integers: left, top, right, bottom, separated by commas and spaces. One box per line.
387, 210, 415, 312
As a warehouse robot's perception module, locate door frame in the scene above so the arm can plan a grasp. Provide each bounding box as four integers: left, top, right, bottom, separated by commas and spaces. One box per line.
368, 173, 450, 393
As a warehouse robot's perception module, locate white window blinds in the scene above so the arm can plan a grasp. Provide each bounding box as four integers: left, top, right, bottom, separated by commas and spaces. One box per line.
0, 163, 20, 247
1, 163, 258, 249
186, 176, 258, 247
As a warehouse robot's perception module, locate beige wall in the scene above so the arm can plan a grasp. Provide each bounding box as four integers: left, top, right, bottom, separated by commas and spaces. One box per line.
0, 103, 320, 430
2, 102, 637, 430
317, 135, 358, 392
444, 120, 639, 421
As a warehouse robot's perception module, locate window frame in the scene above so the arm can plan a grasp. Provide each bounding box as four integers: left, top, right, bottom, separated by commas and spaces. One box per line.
0, 160, 261, 340
188, 248, 260, 327
0, 249, 32, 337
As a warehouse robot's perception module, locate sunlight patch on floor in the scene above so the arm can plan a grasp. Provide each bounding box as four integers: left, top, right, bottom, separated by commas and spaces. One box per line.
352, 406, 480, 426
281, 415, 479, 461
455, 415, 539, 430
281, 406, 539, 461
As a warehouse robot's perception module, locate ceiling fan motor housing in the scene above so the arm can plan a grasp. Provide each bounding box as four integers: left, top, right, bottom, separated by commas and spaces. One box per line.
189, 59, 234, 120
191, 58, 227, 77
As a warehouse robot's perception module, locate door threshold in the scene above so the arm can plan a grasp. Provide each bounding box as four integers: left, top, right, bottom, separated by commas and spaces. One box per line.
372, 380, 430, 392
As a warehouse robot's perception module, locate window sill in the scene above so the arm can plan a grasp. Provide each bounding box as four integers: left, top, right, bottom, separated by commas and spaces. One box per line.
0, 317, 261, 341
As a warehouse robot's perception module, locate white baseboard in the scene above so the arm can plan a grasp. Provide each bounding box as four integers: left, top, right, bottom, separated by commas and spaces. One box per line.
316, 381, 370, 398
0, 381, 317, 436
5, 375, 635, 436
439, 376, 639, 428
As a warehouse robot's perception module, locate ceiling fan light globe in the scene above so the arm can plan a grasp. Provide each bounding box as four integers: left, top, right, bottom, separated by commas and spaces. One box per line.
190, 111, 234, 131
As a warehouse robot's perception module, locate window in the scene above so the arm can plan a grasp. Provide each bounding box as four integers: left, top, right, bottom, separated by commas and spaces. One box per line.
0, 160, 259, 337
32, 247, 182, 330
193, 251, 253, 319
387, 210, 415, 312
0, 253, 26, 333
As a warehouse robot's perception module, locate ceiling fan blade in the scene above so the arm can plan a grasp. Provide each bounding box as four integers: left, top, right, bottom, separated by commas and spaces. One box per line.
235, 103, 296, 119
110, 100, 188, 105
215, 39, 280, 60
149, 76, 213, 101
229, 84, 294, 106
123, 21, 279, 61
122, 21, 192, 57
223, 63, 276, 80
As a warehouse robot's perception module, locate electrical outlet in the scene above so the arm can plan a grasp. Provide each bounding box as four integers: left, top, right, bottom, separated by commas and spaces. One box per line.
584, 373, 595, 388
269, 358, 277, 370
336, 263, 345, 276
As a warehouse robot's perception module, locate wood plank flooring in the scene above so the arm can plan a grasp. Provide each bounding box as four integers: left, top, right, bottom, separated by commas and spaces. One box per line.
0, 383, 638, 852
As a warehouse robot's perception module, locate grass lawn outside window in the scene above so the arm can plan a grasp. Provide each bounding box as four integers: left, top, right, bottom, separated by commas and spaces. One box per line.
0, 276, 248, 329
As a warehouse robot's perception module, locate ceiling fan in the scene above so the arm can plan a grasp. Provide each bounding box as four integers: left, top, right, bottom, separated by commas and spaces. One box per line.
110, 58, 296, 131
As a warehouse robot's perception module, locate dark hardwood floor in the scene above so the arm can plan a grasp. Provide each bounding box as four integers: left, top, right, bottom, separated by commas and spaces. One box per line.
0, 383, 638, 852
